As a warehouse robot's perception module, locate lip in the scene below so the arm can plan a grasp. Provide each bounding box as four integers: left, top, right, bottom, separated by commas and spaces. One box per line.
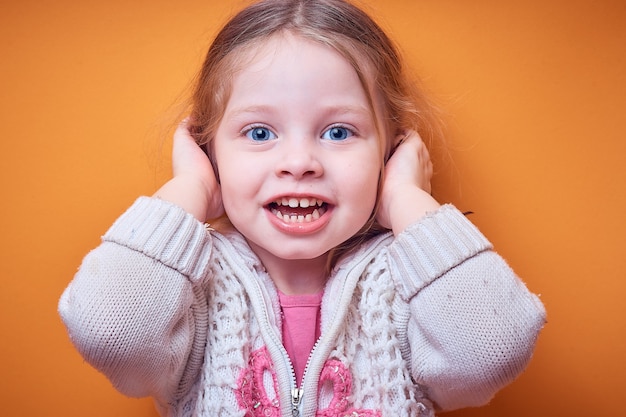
263, 194, 333, 234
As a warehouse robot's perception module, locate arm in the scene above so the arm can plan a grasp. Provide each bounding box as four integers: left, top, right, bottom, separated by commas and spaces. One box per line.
59, 198, 213, 400
388, 207, 546, 411
59, 123, 223, 402
380, 133, 546, 410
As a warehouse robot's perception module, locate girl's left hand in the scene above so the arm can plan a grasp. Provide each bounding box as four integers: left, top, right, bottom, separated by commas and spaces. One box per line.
376, 131, 440, 234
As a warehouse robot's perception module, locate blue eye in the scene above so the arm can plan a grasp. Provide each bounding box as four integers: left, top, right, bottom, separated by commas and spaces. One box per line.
246, 127, 276, 141
322, 126, 353, 141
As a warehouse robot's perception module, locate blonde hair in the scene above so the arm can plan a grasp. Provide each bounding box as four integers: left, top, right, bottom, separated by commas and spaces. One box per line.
186, 0, 442, 268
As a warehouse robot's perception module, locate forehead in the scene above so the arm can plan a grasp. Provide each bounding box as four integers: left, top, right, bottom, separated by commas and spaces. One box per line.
236, 34, 360, 89
224, 32, 378, 115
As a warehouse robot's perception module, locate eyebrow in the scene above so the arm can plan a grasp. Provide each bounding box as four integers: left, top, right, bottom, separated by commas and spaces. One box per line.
225, 104, 373, 119
224, 105, 276, 118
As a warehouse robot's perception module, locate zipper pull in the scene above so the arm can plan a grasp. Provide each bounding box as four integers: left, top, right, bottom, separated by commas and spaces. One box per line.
291, 388, 303, 417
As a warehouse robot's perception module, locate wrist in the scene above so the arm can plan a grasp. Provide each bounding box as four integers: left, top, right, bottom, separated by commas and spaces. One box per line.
386, 185, 440, 235
153, 176, 218, 222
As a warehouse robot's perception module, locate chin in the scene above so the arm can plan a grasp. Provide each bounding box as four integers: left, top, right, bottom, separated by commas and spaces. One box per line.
272, 249, 329, 262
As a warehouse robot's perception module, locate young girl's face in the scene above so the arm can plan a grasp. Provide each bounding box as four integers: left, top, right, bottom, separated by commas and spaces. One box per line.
213, 33, 382, 269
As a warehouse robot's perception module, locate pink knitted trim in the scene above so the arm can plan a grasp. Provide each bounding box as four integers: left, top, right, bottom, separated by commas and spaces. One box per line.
236, 347, 381, 417
235, 346, 280, 417
316, 359, 381, 417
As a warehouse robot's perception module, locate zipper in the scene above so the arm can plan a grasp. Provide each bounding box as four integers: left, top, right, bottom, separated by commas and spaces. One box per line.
247, 271, 312, 417
290, 335, 323, 417
291, 387, 303, 417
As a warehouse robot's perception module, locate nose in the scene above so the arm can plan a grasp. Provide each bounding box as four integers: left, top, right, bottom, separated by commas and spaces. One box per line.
274, 138, 324, 179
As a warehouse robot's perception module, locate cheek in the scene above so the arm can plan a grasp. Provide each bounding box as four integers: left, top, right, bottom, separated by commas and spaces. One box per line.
213, 151, 242, 209
343, 161, 381, 212
215, 156, 265, 216
218, 173, 250, 211
364, 175, 382, 212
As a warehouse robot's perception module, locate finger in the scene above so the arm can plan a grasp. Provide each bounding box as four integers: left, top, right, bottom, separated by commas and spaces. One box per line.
173, 119, 194, 142
392, 130, 417, 151
172, 122, 207, 176
172, 125, 194, 162
394, 130, 408, 147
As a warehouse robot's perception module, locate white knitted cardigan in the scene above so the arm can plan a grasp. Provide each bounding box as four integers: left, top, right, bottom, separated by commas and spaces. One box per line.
59, 197, 546, 417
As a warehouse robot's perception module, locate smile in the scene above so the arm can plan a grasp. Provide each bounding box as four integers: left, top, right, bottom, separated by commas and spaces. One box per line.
268, 197, 328, 223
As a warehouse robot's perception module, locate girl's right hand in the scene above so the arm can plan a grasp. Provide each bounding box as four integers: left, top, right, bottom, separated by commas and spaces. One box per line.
153, 121, 224, 222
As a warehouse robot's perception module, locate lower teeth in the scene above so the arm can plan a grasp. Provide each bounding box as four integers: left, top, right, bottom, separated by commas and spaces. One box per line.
272, 208, 323, 223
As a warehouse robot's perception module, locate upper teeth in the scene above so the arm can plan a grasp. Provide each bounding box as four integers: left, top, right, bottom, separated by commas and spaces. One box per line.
276, 197, 324, 208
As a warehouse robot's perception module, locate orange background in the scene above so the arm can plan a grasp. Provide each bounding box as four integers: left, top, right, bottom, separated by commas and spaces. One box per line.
1, 1, 624, 416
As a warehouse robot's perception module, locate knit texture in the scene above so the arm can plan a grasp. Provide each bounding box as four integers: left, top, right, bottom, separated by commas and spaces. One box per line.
326, 260, 433, 416
59, 197, 546, 417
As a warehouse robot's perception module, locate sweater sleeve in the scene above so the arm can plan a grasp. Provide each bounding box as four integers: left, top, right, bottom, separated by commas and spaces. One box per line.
387, 204, 546, 411
58, 196, 213, 403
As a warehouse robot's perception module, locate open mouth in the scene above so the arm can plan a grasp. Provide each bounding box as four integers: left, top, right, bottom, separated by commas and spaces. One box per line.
267, 197, 329, 223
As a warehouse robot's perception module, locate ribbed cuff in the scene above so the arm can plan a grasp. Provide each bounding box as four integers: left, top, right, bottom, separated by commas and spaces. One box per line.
389, 204, 493, 300
103, 196, 213, 282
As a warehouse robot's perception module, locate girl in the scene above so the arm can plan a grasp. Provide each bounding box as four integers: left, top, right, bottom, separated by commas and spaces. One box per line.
59, 0, 546, 416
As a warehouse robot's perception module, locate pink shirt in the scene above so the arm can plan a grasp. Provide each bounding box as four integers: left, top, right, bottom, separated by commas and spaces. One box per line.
278, 290, 323, 386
